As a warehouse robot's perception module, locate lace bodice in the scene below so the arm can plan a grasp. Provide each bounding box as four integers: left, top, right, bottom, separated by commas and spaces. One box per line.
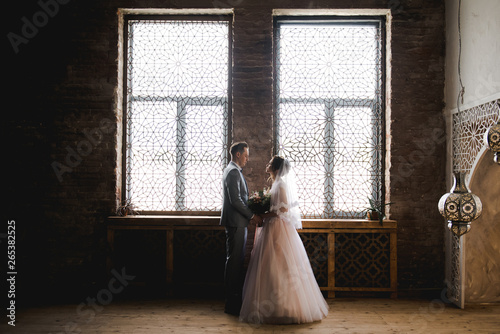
269, 179, 301, 228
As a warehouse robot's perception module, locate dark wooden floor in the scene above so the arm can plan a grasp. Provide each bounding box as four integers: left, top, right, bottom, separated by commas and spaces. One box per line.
2, 298, 499, 333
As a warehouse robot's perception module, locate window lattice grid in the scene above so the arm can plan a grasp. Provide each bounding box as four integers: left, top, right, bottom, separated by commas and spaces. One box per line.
125, 17, 230, 212
275, 19, 384, 219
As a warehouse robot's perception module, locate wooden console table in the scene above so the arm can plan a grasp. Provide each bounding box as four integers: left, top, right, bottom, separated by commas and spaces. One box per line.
107, 216, 397, 298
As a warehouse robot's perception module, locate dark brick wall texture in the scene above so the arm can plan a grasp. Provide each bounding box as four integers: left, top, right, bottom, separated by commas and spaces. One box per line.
5, 0, 446, 304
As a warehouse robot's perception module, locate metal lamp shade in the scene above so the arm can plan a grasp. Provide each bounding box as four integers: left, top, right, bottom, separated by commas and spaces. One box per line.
484, 121, 500, 164
438, 172, 483, 237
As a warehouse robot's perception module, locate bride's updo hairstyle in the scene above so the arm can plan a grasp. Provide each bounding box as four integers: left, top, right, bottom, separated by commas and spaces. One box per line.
270, 155, 285, 173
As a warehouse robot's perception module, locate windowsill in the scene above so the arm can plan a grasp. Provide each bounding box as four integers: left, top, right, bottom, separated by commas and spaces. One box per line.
107, 215, 397, 229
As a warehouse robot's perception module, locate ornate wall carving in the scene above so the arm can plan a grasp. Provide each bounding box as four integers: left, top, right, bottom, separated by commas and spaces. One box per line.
449, 99, 499, 305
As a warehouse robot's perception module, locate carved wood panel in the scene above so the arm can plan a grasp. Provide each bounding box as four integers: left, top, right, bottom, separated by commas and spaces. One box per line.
335, 232, 391, 288
299, 232, 329, 287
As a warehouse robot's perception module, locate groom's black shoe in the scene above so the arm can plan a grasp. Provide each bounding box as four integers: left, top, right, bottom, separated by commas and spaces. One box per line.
224, 296, 241, 316
224, 308, 240, 316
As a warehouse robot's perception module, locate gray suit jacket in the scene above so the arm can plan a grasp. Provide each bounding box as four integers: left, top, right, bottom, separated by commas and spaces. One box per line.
220, 161, 254, 227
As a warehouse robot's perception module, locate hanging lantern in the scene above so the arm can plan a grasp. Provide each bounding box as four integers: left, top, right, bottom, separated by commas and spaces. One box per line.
484, 120, 500, 164
438, 172, 483, 237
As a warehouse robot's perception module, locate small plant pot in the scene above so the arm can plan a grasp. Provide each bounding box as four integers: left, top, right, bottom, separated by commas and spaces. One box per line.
119, 206, 129, 216
367, 211, 379, 221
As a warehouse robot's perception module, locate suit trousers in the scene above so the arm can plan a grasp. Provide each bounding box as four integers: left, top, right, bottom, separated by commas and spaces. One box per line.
224, 226, 247, 313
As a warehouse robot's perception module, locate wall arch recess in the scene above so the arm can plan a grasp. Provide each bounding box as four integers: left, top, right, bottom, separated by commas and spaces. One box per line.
445, 98, 499, 308
464, 147, 500, 304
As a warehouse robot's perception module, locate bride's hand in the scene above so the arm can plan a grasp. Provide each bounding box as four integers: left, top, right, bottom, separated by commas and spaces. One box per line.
252, 214, 263, 227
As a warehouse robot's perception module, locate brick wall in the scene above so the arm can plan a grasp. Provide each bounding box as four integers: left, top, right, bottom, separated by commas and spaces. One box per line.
5, 0, 445, 303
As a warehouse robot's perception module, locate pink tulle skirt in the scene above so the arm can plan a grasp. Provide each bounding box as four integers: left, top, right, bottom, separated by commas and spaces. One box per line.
239, 216, 329, 324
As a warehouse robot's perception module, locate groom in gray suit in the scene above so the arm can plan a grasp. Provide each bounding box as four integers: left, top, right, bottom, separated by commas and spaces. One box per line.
220, 142, 261, 315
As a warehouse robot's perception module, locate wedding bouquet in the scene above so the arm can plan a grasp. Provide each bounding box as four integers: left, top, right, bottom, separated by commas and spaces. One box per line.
248, 188, 271, 214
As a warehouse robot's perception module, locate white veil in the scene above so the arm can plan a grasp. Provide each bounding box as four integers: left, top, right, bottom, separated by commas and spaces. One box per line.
269, 158, 302, 229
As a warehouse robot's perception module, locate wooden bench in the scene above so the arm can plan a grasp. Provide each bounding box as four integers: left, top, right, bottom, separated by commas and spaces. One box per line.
107, 216, 397, 298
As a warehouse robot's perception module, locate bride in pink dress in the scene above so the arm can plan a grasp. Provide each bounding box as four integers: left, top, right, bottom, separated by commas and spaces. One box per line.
239, 156, 329, 324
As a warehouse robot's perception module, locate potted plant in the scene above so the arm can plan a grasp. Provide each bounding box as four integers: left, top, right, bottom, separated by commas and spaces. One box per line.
116, 199, 139, 216
365, 198, 393, 225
